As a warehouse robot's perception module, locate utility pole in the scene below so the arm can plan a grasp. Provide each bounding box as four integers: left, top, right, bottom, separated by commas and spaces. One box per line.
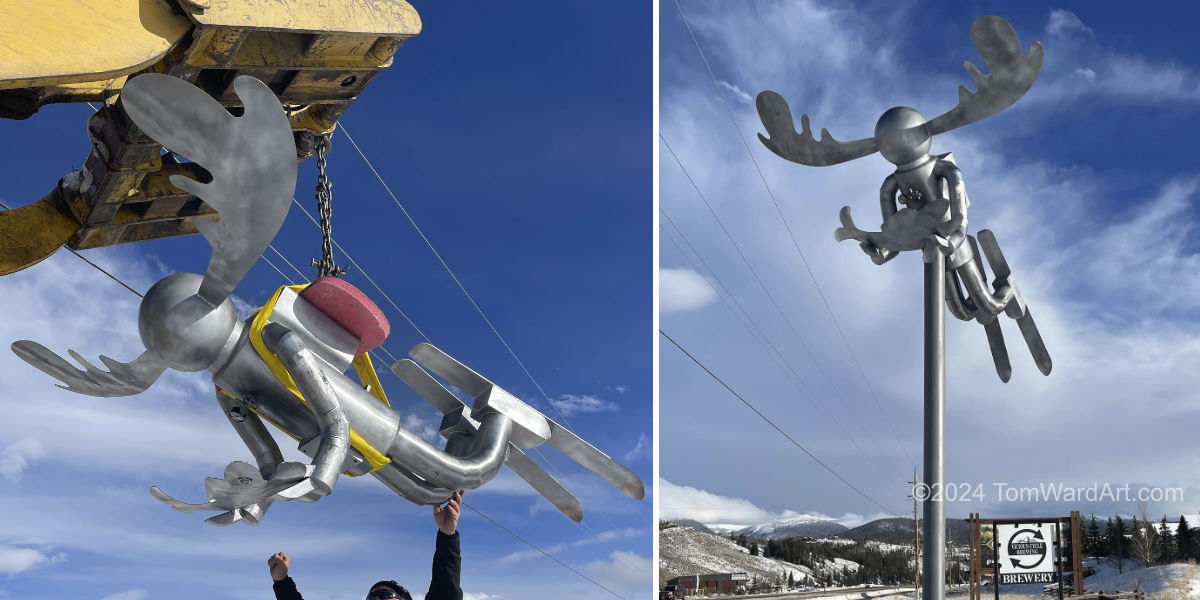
910, 468, 921, 599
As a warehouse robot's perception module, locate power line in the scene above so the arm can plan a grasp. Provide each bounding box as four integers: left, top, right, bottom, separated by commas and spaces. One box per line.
660, 210, 892, 479
334, 123, 581, 434
660, 329, 903, 518
289, 198, 431, 343
464, 501, 631, 600
660, 134, 905, 475
670, 0, 916, 468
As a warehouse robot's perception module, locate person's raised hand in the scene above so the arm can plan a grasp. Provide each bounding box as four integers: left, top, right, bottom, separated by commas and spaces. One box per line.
268, 552, 290, 581
434, 491, 463, 535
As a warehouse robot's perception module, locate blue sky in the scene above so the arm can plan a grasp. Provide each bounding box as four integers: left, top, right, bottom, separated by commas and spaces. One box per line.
660, 0, 1200, 529
0, 3, 650, 599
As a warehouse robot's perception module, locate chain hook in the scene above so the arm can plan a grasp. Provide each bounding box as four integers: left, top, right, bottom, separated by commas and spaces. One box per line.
310, 133, 349, 278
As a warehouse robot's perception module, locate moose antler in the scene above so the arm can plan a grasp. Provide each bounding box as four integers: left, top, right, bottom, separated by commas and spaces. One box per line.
756, 91, 879, 167
10, 344, 166, 397
925, 15, 1043, 135
119, 74, 298, 308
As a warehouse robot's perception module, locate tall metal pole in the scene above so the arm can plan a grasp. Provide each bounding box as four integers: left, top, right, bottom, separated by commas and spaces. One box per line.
911, 468, 921, 600
922, 256, 946, 600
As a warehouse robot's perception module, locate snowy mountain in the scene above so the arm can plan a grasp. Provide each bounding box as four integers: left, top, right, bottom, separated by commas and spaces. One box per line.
842, 518, 970, 545
659, 522, 817, 586
736, 514, 850, 540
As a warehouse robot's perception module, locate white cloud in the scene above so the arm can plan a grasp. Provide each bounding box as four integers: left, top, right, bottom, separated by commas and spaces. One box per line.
549, 394, 618, 417
584, 550, 651, 588
0, 439, 45, 482
497, 527, 642, 565
660, 480, 888, 529
717, 80, 753, 104
660, 268, 717, 314
1073, 67, 1096, 82
100, 590, 149, 600
1030, 10, 1200, 107
403, 412, 443, 446
0, 545, 67, 576
659, 479, 786, 527
1047, 9, 1092, 39
623, 432, 649, 463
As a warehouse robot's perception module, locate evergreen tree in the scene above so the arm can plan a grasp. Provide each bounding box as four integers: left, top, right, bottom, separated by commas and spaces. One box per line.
1087, 515, 1104, 557
1178, 516, 1195, 561
1159, 517, 1175, 561
750, 541, 759, 556
1104, 517, 1116, 558
1112, 515, 1128, 572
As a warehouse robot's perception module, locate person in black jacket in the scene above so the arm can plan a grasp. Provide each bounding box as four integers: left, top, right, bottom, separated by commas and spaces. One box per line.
268, 490, 464, 600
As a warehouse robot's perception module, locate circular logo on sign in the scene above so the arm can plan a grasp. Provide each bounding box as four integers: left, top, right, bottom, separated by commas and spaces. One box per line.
1006, 528, 1048, 570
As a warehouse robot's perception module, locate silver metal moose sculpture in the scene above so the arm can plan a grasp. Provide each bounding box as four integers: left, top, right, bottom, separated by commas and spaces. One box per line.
12, 73, 643, 526
756, 15, 1051, 382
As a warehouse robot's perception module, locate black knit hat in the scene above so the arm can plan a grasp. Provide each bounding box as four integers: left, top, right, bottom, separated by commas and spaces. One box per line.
369, 580, 412, 600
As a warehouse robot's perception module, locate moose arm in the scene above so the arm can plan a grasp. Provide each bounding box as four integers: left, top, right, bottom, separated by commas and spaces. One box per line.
933, 159, 969, 252
879, 174, 900, 222
260, 323, 350, 498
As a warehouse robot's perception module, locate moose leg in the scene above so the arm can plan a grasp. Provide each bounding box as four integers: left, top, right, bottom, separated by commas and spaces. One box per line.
954, 256, 1013, 316
215, 388, 284, 479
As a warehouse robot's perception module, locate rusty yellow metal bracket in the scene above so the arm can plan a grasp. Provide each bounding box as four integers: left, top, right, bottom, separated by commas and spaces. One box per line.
0, 0, 421, 275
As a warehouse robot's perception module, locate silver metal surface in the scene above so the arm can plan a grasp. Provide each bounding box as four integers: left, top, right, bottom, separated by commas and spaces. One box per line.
215, 389, 283, 479
392, 357, 584, 520
138, 272, 241, 371
925, 16, 1043, 135
923, 258, 946, 600
370, 463, 456, 506
389, 411, 513, 490
410, 343, 551, 448
757, 16, 1041, 167
268, 286, 358, 372
120, 74, 297, 308
261, 323, 350, 496
755, 14, 1052, 600
546, 420, 646, 501
505, 443, 585, 522
404, 344, 646, 501
756, 91, 879, 166
9, 344, 166, 397
150, 460, 313, 526
757, 18, 1049, 379
13, 73, 644, 526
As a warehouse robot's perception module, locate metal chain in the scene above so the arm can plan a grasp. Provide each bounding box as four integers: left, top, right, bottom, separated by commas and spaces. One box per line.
310, 134, 348, 277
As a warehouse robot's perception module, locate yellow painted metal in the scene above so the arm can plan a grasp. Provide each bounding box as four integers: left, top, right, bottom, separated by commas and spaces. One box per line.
184, 0, 421, 36
0, 0, 190, 90
0, 191, 80, 276
248, 285, 394, 474
0, 0, 422, 274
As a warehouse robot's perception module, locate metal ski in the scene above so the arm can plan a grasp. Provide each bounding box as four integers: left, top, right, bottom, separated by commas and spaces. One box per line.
978, 229, 1052, 375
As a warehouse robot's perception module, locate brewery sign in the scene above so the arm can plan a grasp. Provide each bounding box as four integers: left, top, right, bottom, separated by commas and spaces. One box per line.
995, 522, 1058, 584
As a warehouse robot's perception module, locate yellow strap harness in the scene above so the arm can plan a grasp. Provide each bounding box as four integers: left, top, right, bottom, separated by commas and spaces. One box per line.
230, 284, 393, 474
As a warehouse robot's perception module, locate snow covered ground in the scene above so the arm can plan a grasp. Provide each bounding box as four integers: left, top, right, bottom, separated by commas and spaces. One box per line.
660, 524, 816, 586
984, 558, 1200, 600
